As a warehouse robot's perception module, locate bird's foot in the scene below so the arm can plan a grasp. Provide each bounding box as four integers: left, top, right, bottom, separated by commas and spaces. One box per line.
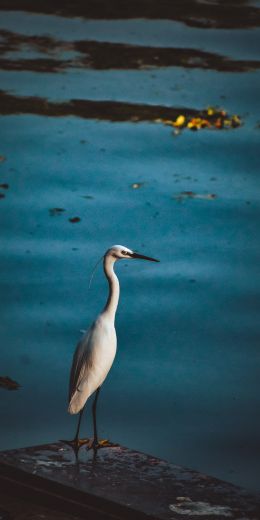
60, 438, 91, 457
86, 438, 118, 451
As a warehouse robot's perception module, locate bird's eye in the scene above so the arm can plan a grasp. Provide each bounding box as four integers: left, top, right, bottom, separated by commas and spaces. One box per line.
121, 250, 128, 255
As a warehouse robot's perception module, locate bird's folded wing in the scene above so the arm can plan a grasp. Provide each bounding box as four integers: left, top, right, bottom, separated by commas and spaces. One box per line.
68, 326, 94, 402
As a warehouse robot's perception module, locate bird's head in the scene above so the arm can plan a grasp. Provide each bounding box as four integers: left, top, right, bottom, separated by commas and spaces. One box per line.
105, 245, 160, 262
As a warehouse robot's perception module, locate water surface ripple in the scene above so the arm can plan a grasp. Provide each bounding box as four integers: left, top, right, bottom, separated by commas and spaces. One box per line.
0, 9, 259, 494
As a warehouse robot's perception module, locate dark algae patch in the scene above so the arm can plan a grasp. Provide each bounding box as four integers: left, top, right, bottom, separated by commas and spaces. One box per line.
69, 217, 81, 223
49, 207, 65, 216
173, 191, 217, 201
0, 0, 260, 29
0, 376, 20, 390
0, 91, 242, 132
0, 90, 199, 120
0, 57, 68, 74
0, 30, 259, 73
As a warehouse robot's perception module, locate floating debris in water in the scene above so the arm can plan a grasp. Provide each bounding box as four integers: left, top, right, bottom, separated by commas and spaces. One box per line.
0, 376, 20, 390
0, 193, 5, 199
0, 155, 6, 163
82, 195, 94, 199
0, 91, 243, 131
131, 182, 144, 189
173, 115, 186, 127
0, 183, 8, 189
169, 497, 233, 517
173, 191, 217, 201
69, 216, 81, 223
156, 107, 242, 133
49, 207, 65, 216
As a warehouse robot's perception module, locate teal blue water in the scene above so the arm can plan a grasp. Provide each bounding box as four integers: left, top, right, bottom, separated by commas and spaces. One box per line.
0, 12, 260, 493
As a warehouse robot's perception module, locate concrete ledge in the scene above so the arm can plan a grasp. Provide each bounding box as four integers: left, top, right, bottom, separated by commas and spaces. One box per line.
0, 442, 259, 519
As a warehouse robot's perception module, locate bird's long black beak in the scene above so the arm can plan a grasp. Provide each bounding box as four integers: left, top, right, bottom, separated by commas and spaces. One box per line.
130, 252, 160, 262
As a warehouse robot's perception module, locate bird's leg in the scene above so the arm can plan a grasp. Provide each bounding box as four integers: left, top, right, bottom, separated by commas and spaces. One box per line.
87, 388, 116, 451
74, 407, 84, 443
60, 406, 90, 458
87, 387, 102, 451
92, 387, 100, 450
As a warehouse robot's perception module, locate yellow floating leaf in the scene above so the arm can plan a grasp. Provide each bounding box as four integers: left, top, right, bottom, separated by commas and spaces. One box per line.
187, 117, 205, 129
200, 119, 211, 128
154, 106, 242, 133
231, 115, 241, 127
173, 115, 186, 127
187, 120, 198, 129
215, 118, 223, 129
207, 107, 215, 116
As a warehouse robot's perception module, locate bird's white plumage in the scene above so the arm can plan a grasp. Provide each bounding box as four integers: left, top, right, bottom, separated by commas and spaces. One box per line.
68, 315, 117, 414
68, 246, 120, 415
68, 244, 159, 419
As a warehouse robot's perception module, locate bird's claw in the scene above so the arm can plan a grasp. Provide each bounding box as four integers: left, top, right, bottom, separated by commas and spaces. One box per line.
86, 438, 117, 451
60, 438, 119, 458
60, 438, 91, 456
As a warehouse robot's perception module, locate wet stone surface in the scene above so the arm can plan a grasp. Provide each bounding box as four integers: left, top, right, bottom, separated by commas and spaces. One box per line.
0, 442, 260, 519
0, 495, 82, 520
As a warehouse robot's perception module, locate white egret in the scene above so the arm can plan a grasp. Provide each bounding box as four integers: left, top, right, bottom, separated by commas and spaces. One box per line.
66, 244, 159, 454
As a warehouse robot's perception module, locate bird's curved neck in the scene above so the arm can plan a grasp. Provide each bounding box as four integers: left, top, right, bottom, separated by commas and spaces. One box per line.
102, 256, 120, 321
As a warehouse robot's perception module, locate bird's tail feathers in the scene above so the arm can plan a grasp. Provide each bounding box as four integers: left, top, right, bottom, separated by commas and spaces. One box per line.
68, 401, 80, 415
68, 381, 92, 414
